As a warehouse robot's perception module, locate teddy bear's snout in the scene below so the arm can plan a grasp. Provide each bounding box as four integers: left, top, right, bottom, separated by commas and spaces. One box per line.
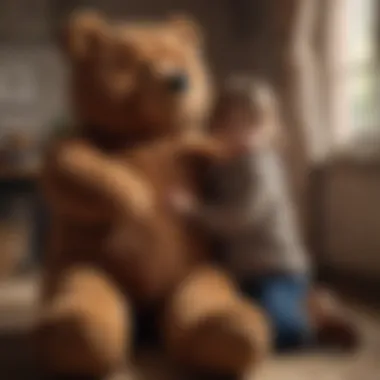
165, 72, 189, 93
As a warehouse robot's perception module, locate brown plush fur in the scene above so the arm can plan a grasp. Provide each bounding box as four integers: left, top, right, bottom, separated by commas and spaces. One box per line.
35, 10, 270, 378
37, 136, 271, 377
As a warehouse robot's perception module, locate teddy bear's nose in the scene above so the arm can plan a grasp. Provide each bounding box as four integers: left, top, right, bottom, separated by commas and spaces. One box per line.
166, 73, 189, 93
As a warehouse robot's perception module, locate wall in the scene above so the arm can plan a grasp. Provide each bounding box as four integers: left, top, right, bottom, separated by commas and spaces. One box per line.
0, 46, 66, 141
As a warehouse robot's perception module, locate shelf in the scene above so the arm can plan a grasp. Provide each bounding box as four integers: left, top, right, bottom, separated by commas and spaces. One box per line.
0, 168, 40, 194
0, 273, 39, 330
0, 168, 39, 182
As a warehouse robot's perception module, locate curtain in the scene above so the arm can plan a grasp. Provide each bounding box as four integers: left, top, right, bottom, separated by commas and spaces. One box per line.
261, 0, 324, 234
254, 0, 346, 237
377, 0, 380, 63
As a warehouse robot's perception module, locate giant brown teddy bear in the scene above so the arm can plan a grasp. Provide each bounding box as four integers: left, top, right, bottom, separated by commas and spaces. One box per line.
35, 10, 271, 379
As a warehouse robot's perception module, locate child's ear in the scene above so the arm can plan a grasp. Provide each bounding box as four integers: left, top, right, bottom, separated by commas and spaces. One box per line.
60, 9, 109, 61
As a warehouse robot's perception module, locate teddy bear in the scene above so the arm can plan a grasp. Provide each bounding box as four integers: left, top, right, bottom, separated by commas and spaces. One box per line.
35, 10, 271, 379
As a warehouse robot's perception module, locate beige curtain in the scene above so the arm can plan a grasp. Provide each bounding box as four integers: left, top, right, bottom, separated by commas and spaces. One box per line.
377, 0, 380, 63
263, 0, 322, 233
257, 0, 346, 236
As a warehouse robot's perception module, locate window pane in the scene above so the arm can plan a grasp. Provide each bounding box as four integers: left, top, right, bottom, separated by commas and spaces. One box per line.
347, 66, 379, 129
347, 0, 376, 63
346, 0, 379, 132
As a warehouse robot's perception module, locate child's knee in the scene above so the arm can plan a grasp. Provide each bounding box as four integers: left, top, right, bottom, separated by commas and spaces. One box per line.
258, 274, 312, 350
274, 312, 312, 350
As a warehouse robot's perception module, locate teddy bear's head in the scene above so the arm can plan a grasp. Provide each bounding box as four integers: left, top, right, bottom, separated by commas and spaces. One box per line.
61, 10, 213, 143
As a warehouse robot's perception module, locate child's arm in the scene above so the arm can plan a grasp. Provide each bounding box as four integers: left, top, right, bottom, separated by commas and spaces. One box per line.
42, 138, 155, 221
173, 134, 242, 165
168, 188, 249, 235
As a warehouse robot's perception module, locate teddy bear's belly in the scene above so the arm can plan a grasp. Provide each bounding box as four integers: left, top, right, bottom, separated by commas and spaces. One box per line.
54, 221, 111, 258
104, 235, 202, 305
52, 218, 205, 306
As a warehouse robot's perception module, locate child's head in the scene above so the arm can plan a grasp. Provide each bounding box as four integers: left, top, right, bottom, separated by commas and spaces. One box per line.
168, 76, 281, 213
209, 75, 281, 152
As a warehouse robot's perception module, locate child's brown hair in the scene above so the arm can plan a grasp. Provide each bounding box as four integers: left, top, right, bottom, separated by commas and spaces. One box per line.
210, 75, 284, 151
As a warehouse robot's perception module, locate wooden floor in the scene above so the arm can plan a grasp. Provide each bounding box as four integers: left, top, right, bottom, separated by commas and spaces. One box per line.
0, 275, 380, 380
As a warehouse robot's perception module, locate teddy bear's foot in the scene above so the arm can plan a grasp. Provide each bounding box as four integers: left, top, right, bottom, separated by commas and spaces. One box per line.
183, 299, 271, 374
35, 266, 130, 377
164, 266, 271, 375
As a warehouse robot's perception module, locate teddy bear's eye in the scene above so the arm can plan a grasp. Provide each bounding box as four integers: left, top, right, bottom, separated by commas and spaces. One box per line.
165, 72, 189, 93
155, 64, 190, 93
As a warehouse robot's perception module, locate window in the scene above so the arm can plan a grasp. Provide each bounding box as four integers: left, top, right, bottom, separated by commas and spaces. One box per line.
345, 0, 379, 139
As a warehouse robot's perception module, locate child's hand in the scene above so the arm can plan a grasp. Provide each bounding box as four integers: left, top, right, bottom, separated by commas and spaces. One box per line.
167, 188, 197, 216
214, 129, 258, 157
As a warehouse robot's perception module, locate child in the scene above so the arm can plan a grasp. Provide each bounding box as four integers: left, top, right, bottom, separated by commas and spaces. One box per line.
171, 76, 314, 351
171, 76, 359, 352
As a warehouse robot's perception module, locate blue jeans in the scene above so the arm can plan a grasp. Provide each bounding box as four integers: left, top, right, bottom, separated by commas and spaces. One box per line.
240, 274, 313, 351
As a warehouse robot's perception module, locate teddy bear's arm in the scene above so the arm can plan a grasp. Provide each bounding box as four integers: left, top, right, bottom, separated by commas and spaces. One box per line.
174, 135, 232, 162
41, 165, 113, 222
44, 139, 155, 220
168, 135, 251, 231
168, 188, 237, 235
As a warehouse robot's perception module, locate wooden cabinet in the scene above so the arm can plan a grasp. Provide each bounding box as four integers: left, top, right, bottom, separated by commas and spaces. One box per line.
321, 161, 380, 277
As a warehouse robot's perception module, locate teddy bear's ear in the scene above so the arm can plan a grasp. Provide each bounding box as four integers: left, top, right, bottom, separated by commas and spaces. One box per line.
168, 14, 204, 46
60, 9, 108, 60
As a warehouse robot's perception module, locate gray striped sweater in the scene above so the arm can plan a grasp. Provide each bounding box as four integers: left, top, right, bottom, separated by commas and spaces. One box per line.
193, 147, 310, 280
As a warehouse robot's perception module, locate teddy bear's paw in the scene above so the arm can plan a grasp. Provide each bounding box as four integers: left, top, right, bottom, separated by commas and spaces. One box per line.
174, 301, 271, 376
125, 180, 156, 220
35, 310, 101, 375
34, 295, 128, 377
196, 312, 269, 370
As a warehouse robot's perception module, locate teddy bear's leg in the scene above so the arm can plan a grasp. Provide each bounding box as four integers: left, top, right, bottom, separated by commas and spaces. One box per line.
162, 266, 271, 376
35, 265, 131, 377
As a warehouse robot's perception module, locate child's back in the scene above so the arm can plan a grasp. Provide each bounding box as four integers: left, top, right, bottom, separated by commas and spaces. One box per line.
180, 76, 310, 280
